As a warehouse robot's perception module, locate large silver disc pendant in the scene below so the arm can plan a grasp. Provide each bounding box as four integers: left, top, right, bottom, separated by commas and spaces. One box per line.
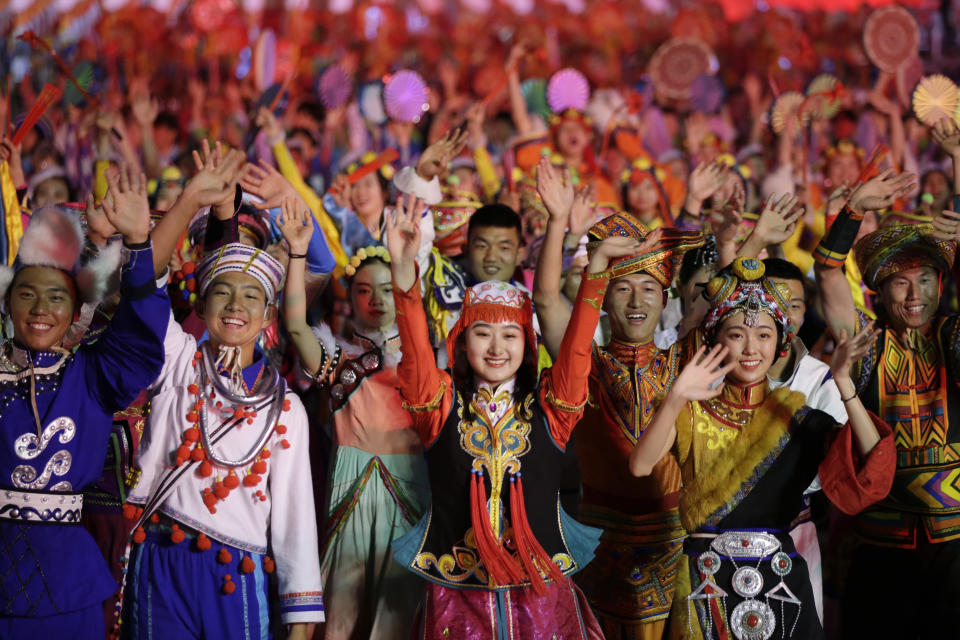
730, 599, 776, 640
732, 566, 764, 598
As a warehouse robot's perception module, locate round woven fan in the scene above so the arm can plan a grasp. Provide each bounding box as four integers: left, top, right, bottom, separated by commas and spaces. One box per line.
546, 68, 590, 113
317, 65, 352, 110
912, 74, 959, 125
522, 78, 550, 120
804, 74, 842, 121
690, 74, 724, 113
897, 55, 924, 109
770, 91, 808, 135
358, 81, 387, 125
864, 6, 919, 73
649, 37, 714, 101
384, 70, 429, 123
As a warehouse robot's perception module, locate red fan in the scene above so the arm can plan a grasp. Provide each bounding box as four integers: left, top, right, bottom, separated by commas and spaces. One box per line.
863, 5, 919, 73
649, 37, 715, 101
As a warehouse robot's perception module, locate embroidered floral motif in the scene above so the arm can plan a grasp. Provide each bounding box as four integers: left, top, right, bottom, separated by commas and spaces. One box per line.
415, 528, 488, 583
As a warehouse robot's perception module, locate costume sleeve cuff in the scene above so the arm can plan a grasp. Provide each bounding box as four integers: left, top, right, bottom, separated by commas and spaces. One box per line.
279, 591, 325, 624
122, 242, 159, 300
393, 166, 443, 205
820, 413, 895, 516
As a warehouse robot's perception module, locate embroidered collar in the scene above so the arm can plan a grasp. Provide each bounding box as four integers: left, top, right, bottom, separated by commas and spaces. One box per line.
0, 341, 70, 373
474, 378, 516, 425
352, 325, 402, 366
606, 339, 659, 368
719, 379, 767, 409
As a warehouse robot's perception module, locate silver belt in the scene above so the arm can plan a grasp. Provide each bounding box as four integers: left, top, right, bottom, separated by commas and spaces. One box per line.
0, 489, 83, 524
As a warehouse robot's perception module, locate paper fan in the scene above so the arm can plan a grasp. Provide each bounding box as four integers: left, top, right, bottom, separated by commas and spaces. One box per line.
897, 55, 924, 109
359, 81, 387, 125
804, 74, 843, 121
253, 30, 276, 93
649, 37, 714, 101
63, 62, 96, 106
383, 70, 429, 123
864, 5, 919, 73
690, 74, 724, 113
546, 68, 590, 113
912, 74, 959, 125
522, 78, 550, 120
770, 91, 809, 134
317, 65, 352, 110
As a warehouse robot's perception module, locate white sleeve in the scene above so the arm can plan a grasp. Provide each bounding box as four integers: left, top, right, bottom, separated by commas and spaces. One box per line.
269, 392, 325, 624
148, 309, 198, 394
392, 166, 443, 205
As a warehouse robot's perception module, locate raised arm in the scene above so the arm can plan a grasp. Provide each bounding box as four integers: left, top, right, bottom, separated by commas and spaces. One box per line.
931, 118, 960, 195
506, 44, 533, 137
735, 193, 803, 260
629, 345, 733, 477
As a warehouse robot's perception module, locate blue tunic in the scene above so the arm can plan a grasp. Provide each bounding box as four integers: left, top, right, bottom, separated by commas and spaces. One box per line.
0, 243, 168, 618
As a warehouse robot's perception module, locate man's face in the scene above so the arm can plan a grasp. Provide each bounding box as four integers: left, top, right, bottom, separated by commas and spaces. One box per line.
878, 266, 940, 331
768, 277, 806, 333
466, 225, 523, 283
8, 266, 76, 352
826, 153, 860, 188
603, 273, 665, 344
200, 272, 274, 349
32, 177, 70, 208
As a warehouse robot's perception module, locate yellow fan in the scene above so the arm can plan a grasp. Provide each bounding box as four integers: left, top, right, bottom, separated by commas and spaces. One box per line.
913, 74, 959, 125
771, 91, 808, 134
805, 74, 842, 121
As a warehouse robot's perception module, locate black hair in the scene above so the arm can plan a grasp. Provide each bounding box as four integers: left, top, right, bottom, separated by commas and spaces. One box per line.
154, 111, 180, 133
451, 331, 538, 422
467, 204, 523, 241
762, 258, 805, 285
295, 101, 326, 126
677, 235, 719, 287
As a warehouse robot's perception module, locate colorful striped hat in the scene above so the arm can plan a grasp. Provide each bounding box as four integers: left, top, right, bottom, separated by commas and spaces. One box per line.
197, 242, 285, 304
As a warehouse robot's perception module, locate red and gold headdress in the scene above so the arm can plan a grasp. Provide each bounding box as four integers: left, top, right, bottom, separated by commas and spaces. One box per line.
433, 190, 482, 257
445, 281, 536, 365
548, 107, 593, 130
821, 139, 865, 168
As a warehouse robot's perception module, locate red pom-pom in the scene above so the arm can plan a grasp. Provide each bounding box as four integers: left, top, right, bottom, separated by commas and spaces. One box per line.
188, 383, 200, 395
190, 447, 205, 462
176, 444, 192, 460
283, 399, 291, 411
246, 418, 254, 425
263, 556, 275, 574
280, 439, 290, 449
133, 527, 146, 544
275, 424, 287, 435
183, 427, 200, 442
194, 400, 204, 410
203, 492, 218, 510
183, 262, 196, 275
233, 407, 245, 420
196, 533, 212, 551
215, 401, 223, 409
240, 556, 256, 574
150, 513, 161, 523
194, 351, 202, 361
198, 460, 213, 478
171, 526, 186, 544
222, 577, 236, 595
243, 473, 262, 487
122, 504, 138, 520
224, 473, 240, 489
251, 460, 267, 474
213, 482, 229, 499
186, 411, 199, 423
260, 449, 270, 459
217, 548, 233, 564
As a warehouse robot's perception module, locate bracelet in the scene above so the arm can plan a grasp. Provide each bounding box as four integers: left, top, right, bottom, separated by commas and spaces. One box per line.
288, 253, 307, 259
840, 392, 857, 402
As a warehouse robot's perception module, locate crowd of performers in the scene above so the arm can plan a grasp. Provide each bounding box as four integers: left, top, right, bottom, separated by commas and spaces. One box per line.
4, 13, 960, 640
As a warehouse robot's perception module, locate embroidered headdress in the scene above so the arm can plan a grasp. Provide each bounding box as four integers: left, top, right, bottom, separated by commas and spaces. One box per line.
618, 156, 674, 226
343, 149, 396, 182
433, 190, 481, 257
587, 211, 704, 287
0, 204, 121, 304
197, 242, 285, 304
344, 245, 391, 278
701, 257, 794, 354
445, 280, 536, 364
853, 223, 956, 291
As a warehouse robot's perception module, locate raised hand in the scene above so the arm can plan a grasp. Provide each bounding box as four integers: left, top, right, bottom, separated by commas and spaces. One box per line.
102, 164, 150, 245
830, 321, 881, 386
85, 192, 117, 247
931, 209, 960, 243
278, 197, 314, 255
0, 137, 24, 188
848, 169, 915, 216
385, 193, 424, 292
131, 90, 159, 126
568, 183, 597, 237
586, 235, 644, 274
240, 159, 299, 210
753, 193, 804, 245
932, 118, 960, 157
417, 128, 469, 180
668, 345, 735, 403
465, 102, 487, 147
688, 161, 728, 204
536, 156, 574, 223
256, 106, 283, 144
184, 139, 246, 210
329, 174, 352, 209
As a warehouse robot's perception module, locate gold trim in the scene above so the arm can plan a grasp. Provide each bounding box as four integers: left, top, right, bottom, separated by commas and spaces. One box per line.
402, 381, 447, 413
544, 388, 587, 413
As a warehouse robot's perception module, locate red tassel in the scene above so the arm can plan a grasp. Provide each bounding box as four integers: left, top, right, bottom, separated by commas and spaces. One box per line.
511, 474, 565, 591
469, 470, 523, 587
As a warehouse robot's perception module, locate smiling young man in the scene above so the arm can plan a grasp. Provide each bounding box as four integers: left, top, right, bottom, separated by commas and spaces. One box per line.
813, 167, 960, 637
533, 175, 704, 639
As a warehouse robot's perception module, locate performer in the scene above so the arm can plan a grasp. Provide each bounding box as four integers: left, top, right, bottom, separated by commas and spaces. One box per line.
0, 169, 167, 639
630, 257, 894, 640
532, 156, 703, 639
814, 165, 960, 638
125, 192, 324, 637
386, 190, 625, 638
278, 198, 429, 640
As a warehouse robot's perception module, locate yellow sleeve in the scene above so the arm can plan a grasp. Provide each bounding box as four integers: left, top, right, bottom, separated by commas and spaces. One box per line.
271, 141, 348, 267
472, 146, 501, 201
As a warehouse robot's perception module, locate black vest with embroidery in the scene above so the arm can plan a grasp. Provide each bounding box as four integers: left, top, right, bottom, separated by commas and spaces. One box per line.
404, 389, 583, 589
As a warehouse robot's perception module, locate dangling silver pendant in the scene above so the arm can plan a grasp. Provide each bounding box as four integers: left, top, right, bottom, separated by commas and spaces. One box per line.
730, 599, 776, 640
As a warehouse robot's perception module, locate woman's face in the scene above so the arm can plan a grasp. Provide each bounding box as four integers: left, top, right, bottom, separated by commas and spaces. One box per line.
555, 121, 590, 162
349, 261, 395, 332
464, 321, 526, 386
626, 175, 661, 216
350, 172, 386, 223
714, 311, 778, 386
